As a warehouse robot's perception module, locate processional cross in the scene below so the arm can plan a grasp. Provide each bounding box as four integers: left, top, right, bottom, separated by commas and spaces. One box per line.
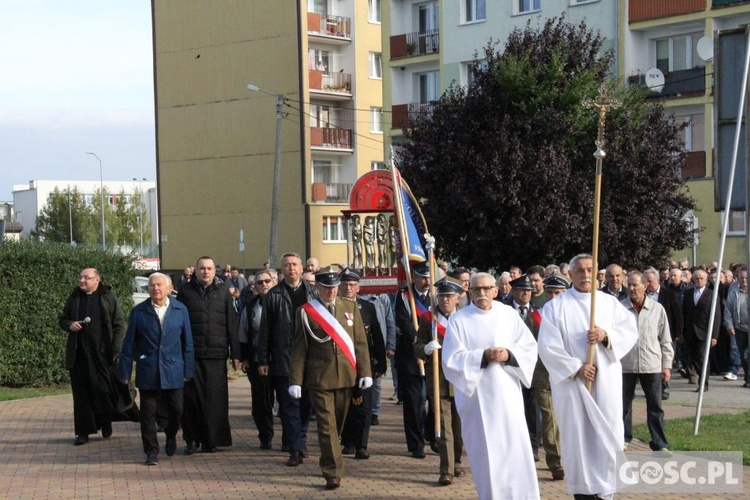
581, 83, 621, 392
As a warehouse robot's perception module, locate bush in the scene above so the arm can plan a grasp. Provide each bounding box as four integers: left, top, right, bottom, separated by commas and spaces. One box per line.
0, 240, 136, 387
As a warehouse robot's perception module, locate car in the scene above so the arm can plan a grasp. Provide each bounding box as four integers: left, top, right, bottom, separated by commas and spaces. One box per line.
132, 276, 150, 305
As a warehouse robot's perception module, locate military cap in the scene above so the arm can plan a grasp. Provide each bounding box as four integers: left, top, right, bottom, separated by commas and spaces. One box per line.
544, 274, 570, 289
339, 267, 361, 282
413, 262, 430, 277
509, 274, 533, 290
315, 266, 341, 287
435, 276, 463, 295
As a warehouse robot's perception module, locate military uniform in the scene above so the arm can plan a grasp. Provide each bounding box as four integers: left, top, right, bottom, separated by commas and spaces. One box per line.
289, 293, 371, 485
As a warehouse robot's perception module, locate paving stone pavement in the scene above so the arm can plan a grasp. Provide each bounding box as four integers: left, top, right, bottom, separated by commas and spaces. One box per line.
0, 371, 747, 499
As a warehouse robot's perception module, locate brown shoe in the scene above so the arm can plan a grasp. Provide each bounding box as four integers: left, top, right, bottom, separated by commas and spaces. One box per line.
325, 477, 341, 490
438, 473, 454, 486
552, 467, 565, 481
454, 467, 466, 477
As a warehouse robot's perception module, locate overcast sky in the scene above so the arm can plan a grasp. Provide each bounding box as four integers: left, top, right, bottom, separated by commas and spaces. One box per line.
1, 1, 155, 200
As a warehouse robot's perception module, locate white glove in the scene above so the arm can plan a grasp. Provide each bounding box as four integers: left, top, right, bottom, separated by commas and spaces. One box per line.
358, 377, 373, 390
424, 340, 442, 356
288, 385, 302, 399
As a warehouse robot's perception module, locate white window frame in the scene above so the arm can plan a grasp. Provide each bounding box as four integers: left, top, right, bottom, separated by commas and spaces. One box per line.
726, 211, 747, 236
370, 107, 383, 133
464, 60, 488, 87
569, 0, 598, 5
322, 216, 348, 243
368, 0, 381, 23
514, 0, 541, 16
461, 0, 486, 24
369, 52, 382, 79
371, 161, 387, 171
655, 32, 702, 72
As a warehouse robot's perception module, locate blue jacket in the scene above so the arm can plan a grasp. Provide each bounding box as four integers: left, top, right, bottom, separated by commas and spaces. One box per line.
117, 298, 195, 390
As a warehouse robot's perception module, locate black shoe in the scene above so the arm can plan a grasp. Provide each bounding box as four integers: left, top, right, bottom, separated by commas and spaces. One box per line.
411, 449, 426, 459
355, 448, 370, 459
287, 451, 303, 466
203, 446, 218, 453
370, 415, 379, 426
101, 422, 112, 439
430, 442, 439, 454
165, 436, 177, 457
260, 441, 272, 450
145, 452, 159, 466
694, 386, 709, 392
533, 450, 540, 462
678, 368, 689, 379
301, 447, 309, 458
342, 445, 355, 455
74, 435, 89, 446
184, 442, 197, 455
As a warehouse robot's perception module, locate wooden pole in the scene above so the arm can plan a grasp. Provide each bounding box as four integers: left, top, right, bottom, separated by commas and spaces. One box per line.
582, 83, 620, 392
426, 235, 441, 439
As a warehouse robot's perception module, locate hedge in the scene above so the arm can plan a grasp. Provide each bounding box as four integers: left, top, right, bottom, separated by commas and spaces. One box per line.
0, 240, 136, 387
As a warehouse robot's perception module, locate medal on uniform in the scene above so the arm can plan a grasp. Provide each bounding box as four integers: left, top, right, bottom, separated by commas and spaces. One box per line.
345, 312, 354, 327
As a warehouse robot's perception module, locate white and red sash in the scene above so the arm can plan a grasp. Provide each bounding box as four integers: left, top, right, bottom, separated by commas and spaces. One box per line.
422, 310, 449, 339
302, 300, 357, 371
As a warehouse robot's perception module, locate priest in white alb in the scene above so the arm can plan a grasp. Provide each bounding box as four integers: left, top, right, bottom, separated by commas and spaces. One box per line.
442, 272, 540, 500
538, 254, 638, 500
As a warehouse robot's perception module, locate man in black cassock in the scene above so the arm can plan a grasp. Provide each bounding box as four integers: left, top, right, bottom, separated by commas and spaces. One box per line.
177, 256, 241, 454
59, 268, 139, 445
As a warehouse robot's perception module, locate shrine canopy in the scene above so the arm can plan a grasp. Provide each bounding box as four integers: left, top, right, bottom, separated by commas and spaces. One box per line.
348, 170, 394, 212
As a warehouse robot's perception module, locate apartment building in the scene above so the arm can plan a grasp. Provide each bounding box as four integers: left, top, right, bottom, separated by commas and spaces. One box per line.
152, 0, 383, 270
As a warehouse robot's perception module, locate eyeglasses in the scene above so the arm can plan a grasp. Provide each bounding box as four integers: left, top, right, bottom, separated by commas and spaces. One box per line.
79, 276, 97, 281
470, 286, 496, 293
256, 279, 273, 285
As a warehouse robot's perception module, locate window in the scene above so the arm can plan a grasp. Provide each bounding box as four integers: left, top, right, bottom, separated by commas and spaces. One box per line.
309, 49, 330, 73
727, 211, 747, 235
463, 0, 486, 22
418, 71, 440, 103
308, 0, 327, 16
655, 33, 702, 72
313, 160, 333, 184
310, 105, 331, 128
516, 0, 540, 14
368, 0, 380, 23
369, 52, 382, 79
323, 216, 348, 242
371, 107, 383, 133
465, 60, 488, 87
371, 161, 387, 170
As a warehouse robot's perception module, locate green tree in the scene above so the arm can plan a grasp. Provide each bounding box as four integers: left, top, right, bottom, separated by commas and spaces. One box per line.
399, 17, 696, 270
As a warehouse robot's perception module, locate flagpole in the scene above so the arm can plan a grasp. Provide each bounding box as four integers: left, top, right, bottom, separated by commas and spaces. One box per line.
582, 83, 620, 393
425, 234, 441, 439
389, 152, 425, 376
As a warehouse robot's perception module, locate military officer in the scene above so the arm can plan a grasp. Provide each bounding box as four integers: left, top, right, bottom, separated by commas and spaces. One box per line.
414, 277, 465, 486
288, 267, 372, 490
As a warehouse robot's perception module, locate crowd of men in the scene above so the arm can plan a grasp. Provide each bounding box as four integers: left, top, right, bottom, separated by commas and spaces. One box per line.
59, 253, 748, 498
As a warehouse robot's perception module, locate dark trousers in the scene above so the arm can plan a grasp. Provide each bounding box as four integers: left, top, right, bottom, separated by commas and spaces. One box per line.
398, 372, 425, 453
70, 362, 104, 436
729, 330, 749, 382
273, 375, 311, 452
248, 371, 275, 446
522, 385, 539, 453
140, 388, 183, 455
688, 338, 711, 387
182, 358, 232, 448
341, 387, 373, 449
622, 373, 667, 450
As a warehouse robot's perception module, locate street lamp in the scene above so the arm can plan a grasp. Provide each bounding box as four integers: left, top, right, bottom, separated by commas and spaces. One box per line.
85, 152, 106, 249
247, 83, 284, 269
133, 178, 146, 256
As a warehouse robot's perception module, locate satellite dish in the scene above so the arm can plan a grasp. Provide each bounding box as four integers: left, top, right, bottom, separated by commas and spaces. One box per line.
645, 67, 665, 93
697, 36, 713, 62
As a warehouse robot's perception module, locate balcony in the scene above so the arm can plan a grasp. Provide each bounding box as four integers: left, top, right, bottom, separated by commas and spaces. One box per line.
312, 182, 352, 203
681, 150, 706, 179
309, 70, 352, 100
391, 102, 436, 130
311, 127, 353, 152
629, 0, 704, 23
307, 12, 351, 43
390, 29, 439, 59
714, 0, 750, 6
627, 67, 706, 99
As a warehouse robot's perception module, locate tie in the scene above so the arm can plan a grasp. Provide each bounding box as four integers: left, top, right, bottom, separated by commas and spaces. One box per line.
519, 306, 528, 319
327, 303, 335, 316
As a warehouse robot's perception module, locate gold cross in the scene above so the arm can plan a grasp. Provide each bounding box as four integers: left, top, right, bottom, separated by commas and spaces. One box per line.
583, 83, 621, 151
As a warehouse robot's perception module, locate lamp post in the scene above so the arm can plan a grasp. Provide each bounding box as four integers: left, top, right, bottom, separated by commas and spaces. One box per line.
85, 152, 105, 249
133, 177, 146, 256
247, 84, 284, 269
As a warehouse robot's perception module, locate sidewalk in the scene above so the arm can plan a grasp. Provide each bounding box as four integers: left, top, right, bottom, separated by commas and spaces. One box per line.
0, 372, 746, 499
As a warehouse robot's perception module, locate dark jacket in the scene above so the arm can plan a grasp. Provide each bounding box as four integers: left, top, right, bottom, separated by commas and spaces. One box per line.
656, 286, 683, 341
356, 297, 387, 377
240, 294, 264, 366
682, 287, 721, 341
257, 280, 318, 376
176, 277, 240, 360
59, 284, 125, 370
117, 299, 195, 390
395, 286, 431, 376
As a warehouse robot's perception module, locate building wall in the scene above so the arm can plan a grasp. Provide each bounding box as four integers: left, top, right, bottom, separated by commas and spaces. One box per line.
153, 0, 306, 270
